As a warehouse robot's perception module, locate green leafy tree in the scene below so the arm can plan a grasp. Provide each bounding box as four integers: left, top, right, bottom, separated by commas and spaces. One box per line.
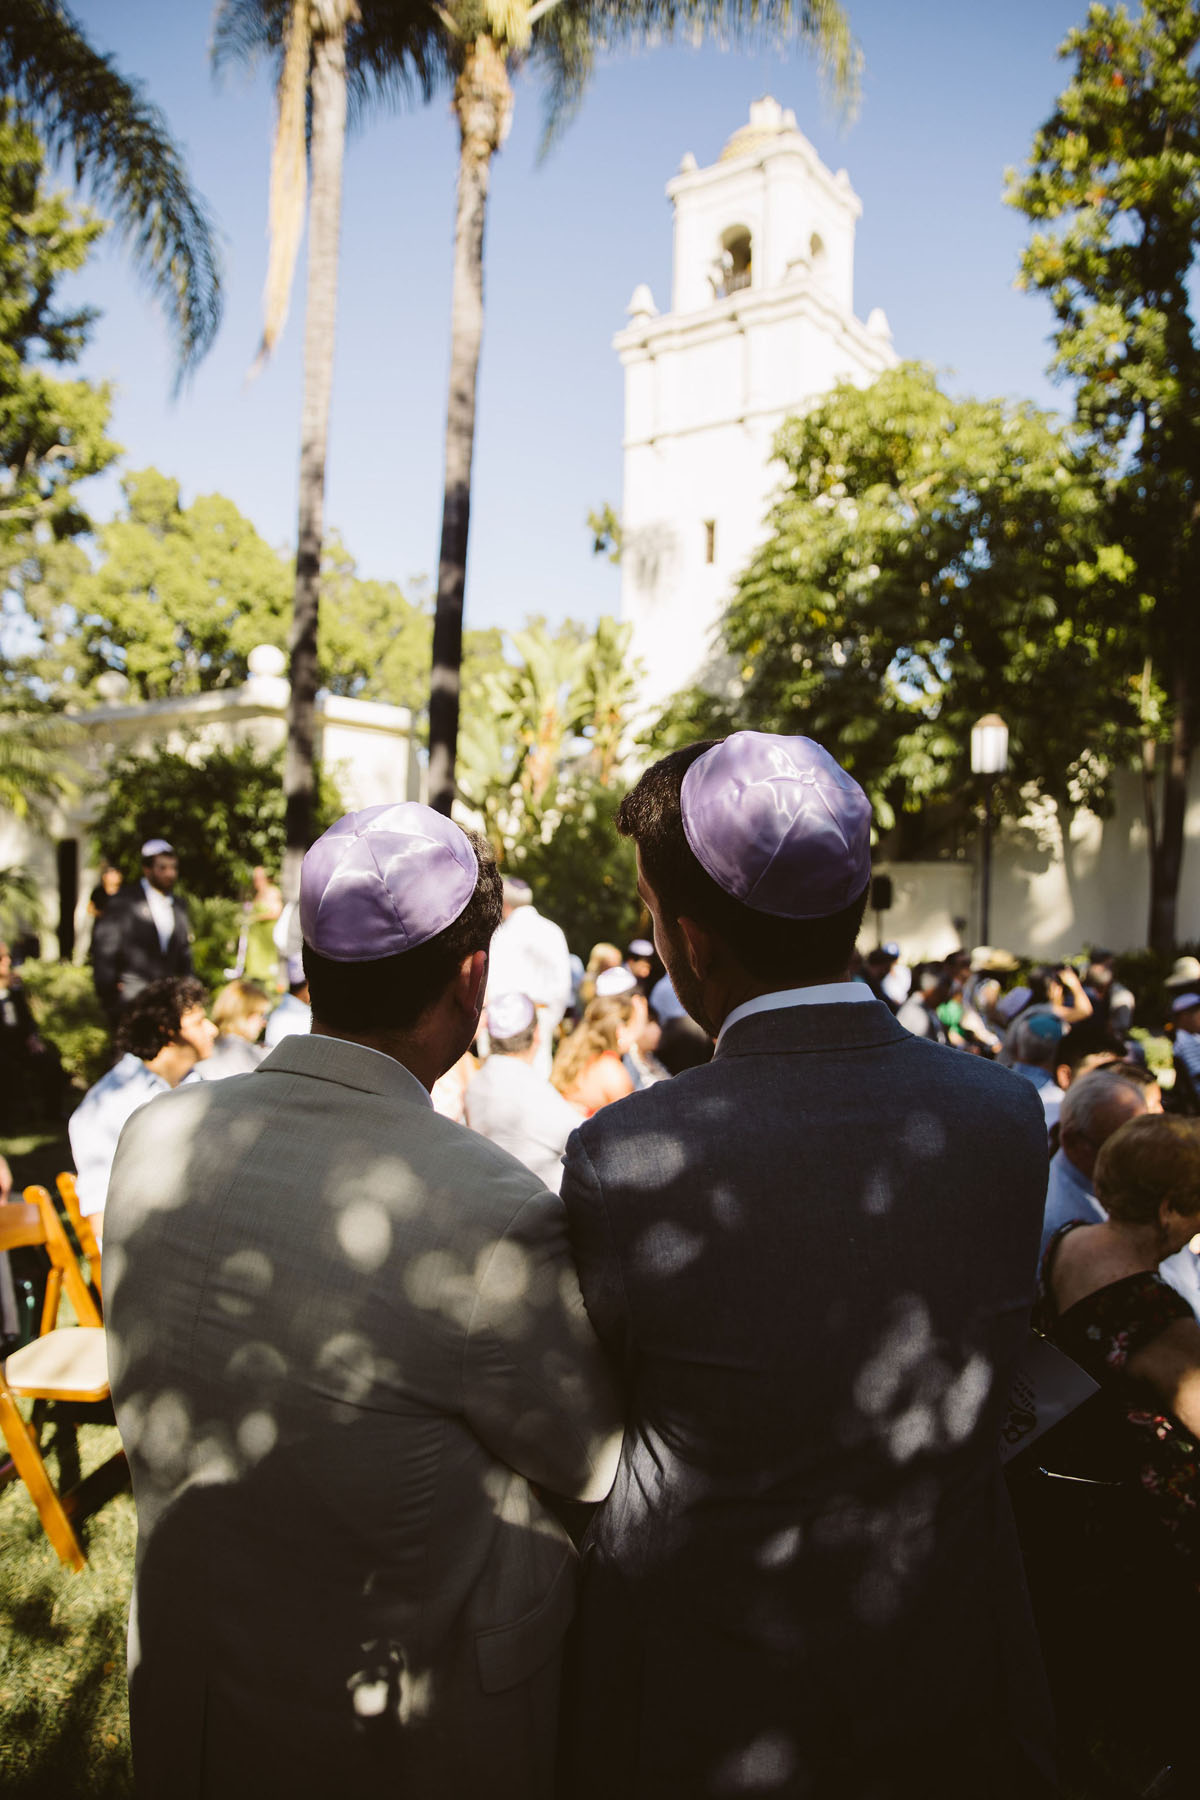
17, 470, 292, 701
14, 471, 435, 709
0, 108, 116, 818
512, 782, 640, 954
90, 739, 343, 902
457, 616, 642, 942
1007, 0, 1200, 951
0, 108, 118, 570
458, 615, 640, 850
0, 0, 221, 378
658, 364, 1121, 846
318, 538, 433, 704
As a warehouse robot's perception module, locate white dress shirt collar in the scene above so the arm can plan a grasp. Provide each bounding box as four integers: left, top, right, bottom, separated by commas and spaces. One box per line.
141, 876, 175, 953
716, 980, 876, 1049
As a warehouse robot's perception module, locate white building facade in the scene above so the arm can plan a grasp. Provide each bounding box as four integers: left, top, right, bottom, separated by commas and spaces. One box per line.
615, 98, 897, 708
0, 647, 422, 961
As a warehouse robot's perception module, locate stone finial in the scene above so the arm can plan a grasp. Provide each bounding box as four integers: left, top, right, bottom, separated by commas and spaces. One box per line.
866, 307, 893, 340
95, 671, 130, 703
627, 283, 659, 321
248, 644, 287, 678
679, 151, 697, 173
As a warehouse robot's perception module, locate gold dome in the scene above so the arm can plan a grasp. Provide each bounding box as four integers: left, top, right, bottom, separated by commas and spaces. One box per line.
719, 99, 795, 163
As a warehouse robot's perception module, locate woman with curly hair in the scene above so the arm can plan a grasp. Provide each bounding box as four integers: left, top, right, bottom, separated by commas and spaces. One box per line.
551, 994, 637, 1117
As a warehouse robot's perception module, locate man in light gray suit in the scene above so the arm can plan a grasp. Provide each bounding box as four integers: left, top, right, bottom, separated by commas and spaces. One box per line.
559, 734, 1055, 1800
104, 803, 621, 1800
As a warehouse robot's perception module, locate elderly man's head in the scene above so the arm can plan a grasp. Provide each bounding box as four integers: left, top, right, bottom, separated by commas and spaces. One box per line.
1009, 1013, 1063, 1070
1059, 1068, 1151, 1181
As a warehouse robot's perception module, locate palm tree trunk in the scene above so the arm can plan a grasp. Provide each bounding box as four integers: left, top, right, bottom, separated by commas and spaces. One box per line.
428, 35, 512, 817
282, 7, 348, 899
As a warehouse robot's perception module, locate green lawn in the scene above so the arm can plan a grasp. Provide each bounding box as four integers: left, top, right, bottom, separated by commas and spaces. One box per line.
1, 1127, 134, 1796
0, 1418, 134, 1797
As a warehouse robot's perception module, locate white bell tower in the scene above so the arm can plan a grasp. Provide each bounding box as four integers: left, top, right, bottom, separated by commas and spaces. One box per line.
615, 99, 897, 710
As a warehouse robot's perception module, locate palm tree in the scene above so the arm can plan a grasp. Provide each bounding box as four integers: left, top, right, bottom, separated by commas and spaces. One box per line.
213, 0, 443, 898
0, 0, 221, 379
413, 0, 861, 814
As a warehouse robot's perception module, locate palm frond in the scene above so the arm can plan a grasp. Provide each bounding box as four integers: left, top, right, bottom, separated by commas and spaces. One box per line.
0, 0, 222, 384
211, 0, 292, 76
530, 0, 859, 152
343, 0, 454, 123
252, 0, 311, 373
0, 710, 80, 821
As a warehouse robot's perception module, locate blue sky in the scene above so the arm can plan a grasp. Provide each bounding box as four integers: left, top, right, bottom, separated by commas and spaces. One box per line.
62, 0, 1087, 638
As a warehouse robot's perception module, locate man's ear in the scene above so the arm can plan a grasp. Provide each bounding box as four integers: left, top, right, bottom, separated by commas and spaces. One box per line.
1054, 1064, 1071, 1092
456, 949, 488, 1019
677, 916, 715, 981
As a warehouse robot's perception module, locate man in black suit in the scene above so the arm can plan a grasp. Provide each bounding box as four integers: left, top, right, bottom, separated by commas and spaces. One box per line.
92, 838, 193, 1024
559, 733, 1054, 1800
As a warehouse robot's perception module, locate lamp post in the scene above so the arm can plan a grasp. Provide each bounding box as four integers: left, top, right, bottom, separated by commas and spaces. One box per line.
970, 713, 1009, 944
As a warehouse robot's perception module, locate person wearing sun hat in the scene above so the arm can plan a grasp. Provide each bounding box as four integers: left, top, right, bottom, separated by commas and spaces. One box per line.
559, 733, 1055, 1800
103, 802, 621, 1800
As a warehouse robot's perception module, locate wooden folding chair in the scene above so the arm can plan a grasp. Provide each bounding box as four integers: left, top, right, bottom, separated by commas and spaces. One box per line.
0, 1187, 127, 1571
55, 1170, 103, 1307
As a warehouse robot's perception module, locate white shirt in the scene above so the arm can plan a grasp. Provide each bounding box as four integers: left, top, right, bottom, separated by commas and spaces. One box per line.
141, 877, 176, 954
68, 1053, 171, 1221
464, 1054, 582, 1194
487, 906, 572, 1026
264, 993, 312, 1048
717, 980, 875, 1049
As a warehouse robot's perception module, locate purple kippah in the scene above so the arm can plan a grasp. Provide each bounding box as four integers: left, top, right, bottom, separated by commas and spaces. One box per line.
680, 732, 872, 920
300, 803, 478, 963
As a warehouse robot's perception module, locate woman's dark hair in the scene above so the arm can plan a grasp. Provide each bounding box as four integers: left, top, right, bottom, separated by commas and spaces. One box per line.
304, 830, 502, 1033
1028, 966, 1064, 1006
616, 743, 868, 985
115, 977, 209, 1062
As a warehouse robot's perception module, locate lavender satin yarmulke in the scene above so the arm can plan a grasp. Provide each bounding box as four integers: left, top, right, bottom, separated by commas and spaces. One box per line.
680, 732, 872, 920
300, 803, 478, 963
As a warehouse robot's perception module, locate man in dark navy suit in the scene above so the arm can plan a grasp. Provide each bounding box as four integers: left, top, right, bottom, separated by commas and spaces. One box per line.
560, 733, 1054, 1800
92, 837, 193, 1023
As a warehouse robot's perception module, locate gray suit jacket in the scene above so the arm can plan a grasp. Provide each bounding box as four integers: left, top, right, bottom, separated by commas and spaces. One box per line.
104, 1034, 620, 1800
559, 999, 1054, 1800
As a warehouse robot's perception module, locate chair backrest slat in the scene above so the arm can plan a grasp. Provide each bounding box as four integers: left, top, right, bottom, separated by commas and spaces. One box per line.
20, 1187, 103, 1331
0, 1201, 45, 1254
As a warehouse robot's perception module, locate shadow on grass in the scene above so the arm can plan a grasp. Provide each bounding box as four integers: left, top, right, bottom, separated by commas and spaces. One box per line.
0, 1421, 134, 1799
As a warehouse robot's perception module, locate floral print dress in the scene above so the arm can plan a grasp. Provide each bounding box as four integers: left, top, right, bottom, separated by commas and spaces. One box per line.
1035, 1221, 1200, 1572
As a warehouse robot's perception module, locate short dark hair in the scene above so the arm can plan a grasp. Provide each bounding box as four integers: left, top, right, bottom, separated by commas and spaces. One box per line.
616, 743, 868, 984
1054, 1022, 1127, 1077
490, 1022, 536, 1056
303, 830, 502, 1033
115, 977, 208, 1062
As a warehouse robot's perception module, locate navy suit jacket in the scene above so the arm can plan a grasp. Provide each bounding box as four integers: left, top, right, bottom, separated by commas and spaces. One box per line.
559, 998, 1055, 1800
91, 883, 192, 1010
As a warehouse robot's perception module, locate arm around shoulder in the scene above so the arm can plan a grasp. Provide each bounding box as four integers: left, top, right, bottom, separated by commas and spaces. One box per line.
463, 1183, 622, 1504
